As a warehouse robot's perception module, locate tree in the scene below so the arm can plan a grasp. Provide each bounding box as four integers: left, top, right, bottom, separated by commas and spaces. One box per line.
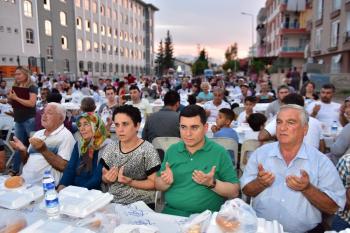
163, 30, 175, 71
155, 40, 164, 76
192, 49, 209, 76
223, 43, 239, 72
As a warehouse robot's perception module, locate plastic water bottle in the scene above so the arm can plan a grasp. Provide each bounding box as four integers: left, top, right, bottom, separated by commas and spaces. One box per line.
331, 121, 338, 136
42, 170, 60, 219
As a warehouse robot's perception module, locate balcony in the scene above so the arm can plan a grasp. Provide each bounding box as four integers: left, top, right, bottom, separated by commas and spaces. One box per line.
279, 46, 305, 58
280, 0, 312, 12
279, 22, 308, 35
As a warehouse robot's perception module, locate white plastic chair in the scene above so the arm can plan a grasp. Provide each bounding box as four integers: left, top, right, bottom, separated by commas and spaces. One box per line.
151, 137, 181, 154
210, 137, 239, 168
0, 115, 15, 169
240, 139, 261, 173
152, 137, 181, 213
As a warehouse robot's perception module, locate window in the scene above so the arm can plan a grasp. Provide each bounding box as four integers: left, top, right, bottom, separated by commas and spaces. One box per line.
44, 20, 52, 36
92, 1, 97, 13
331, 55, 341, 73
84, 0, 90, 10
23, 0, 32, 17
109, 63, 113, 73
76, 17, 82, 30
108, 45, 112, 55
64, 59, 70, 72
75, 0, 81, 7
315, 28, 322, 50
60, 11, 67, 26
93, 22, 98, 34
331, 20, 340, 48
95, 62, 99, 72
114, 46, 118, 55
333, 0, 341, 11
100, 25, 105, 35
317, 0, 323, 20
85, 20, 90, 31
102, 63, 107, 72
107, 27, 112, 37
100, 4, 105, 16
86, 40, 91, 51
77, 39, 83, 51
79, 61, 84, 71
101, 43, 106, 53
94, 42, 99, 52
25, 28, 34, 44
61, 36, 68, 49
44, 0, 50, 10
114, 29, 118, 38
47, 46, 53, 60
87, 61, 92, 71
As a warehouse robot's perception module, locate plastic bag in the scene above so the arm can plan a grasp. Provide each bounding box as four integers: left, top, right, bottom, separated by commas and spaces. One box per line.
181, 210, 212, 233
0, 210, 27, 233
216, 198, 257, 233
76, 212, 121, 232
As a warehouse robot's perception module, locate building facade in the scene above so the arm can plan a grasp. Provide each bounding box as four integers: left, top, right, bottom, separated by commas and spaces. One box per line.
37, 0, 78, 79
310, 0, 350, 74
262, 0, 312, 68
0, 0, 41, 78
75, 0, 157, 80
0, 0, 157, 80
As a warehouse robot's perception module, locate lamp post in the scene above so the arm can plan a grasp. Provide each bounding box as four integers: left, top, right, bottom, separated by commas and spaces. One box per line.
241, 12, 255, 71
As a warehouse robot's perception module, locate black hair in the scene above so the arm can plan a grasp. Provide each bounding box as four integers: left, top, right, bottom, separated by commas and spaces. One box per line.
282, 93, 304, 107
104, 85, 116, 93
247, 113, 267, 132
244, 96, 257, 103
47, 93, 62, 103
80, 97, 96, 112
129, 84, 140, 92
277, 85, 290, 92
187, 94, 197, 105
179, 105, 207, 125
51, 88, 60, 94
164, 90, 180, 106
219, 108, 236, 122
322, 83, 335, 91
113, 105, 141, 126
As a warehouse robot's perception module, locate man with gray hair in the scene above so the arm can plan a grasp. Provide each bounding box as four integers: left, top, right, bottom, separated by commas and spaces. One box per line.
241, 104, 345, 233
10, 102, 75, 185
203, 87, 231, 122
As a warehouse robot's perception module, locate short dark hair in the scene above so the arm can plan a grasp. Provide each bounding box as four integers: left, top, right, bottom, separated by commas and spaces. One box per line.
247, 113, 267, 131
129, 84, 140, 92
80, 97, 96, 112
188, 94, 197, 105
219, 108, 236, 122
164, 90, 180, 106
244, 96, 257, 103
322, 83, 335, 91
47, 93, 62, 103
180, 105, 207, 124
113, 105, 141, 126
282, 93, 304, 107
277, 85, 290, 92
105, 85, 116, 93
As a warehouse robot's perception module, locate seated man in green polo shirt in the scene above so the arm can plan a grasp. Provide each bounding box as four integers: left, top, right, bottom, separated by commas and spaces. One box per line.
155, 105, 240, 217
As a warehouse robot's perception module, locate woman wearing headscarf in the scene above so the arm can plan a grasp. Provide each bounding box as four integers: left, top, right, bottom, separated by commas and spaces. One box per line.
57, 113, 111, 191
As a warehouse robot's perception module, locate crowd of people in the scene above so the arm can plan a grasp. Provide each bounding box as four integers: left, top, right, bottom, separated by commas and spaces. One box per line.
1, 65, 350, 232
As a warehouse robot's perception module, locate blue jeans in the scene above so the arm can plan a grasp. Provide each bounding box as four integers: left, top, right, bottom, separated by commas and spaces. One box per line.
12, 117, 35, 173
332, 215, 350, 231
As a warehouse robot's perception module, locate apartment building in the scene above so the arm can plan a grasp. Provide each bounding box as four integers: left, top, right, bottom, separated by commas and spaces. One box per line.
75, 0, 158, 79
37, 0, 77, 77
310, 0, 350, 73
263, 0, 312, 68
0, 0, 41, 78
256, 7, 267, 57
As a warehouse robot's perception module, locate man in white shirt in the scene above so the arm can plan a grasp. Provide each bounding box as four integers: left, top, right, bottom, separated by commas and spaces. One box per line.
126, 84, 153, 119
237, 96, 257, 124
10, 103, 75, 185
265, 85, 290, 119
204, 87, 231, 122
306, 84, 341, 127
259, 93, 325, 152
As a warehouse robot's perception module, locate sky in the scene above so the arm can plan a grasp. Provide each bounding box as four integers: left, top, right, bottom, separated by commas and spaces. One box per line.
146, 0, 265, 64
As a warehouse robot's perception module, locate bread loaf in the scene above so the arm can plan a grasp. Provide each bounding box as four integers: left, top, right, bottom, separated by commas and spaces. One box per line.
4, 176, 24, 189
216, 216, 240, 233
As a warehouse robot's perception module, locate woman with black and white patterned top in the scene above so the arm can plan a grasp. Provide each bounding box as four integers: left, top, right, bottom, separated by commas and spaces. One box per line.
101, 105, 161, 208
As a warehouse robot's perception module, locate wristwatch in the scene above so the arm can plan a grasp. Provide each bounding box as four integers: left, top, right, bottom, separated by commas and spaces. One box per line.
207, 178, 217, 189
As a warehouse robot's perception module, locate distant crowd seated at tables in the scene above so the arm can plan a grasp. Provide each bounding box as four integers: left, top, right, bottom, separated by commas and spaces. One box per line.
3, 68, 350, 231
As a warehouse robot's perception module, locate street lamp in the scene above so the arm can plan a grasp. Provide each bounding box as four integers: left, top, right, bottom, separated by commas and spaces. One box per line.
241, 12, 255, 69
